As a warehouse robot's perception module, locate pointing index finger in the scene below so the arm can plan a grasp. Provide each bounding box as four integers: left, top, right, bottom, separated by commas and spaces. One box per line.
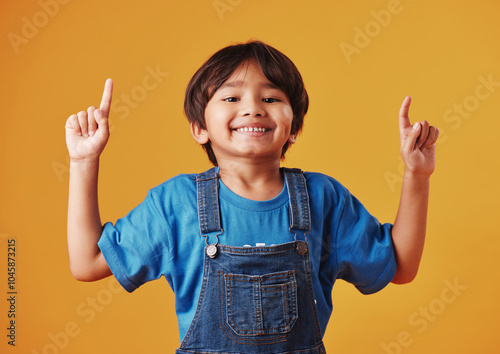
399, 95, 412, 131
99, 78, 113, 117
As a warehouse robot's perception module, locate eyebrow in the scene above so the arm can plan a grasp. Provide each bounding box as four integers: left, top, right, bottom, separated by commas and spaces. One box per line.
219, 80, 279, 90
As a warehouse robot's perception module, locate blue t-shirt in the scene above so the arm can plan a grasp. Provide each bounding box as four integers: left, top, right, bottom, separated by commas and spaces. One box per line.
98, 171, 396, 340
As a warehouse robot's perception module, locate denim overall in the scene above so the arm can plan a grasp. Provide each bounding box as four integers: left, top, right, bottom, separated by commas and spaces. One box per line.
176, 168, 326, 354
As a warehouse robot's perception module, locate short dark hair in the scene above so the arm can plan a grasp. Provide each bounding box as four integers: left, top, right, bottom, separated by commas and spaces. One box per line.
184, 40, 309, 166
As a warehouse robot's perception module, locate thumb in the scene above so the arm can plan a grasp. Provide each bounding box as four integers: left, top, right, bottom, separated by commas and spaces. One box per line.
402, 122, 421, 154
95, 109, 109, 134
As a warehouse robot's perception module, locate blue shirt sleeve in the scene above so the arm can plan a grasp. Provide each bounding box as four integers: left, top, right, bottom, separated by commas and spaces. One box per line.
98, 190, 171, 293
335, 189, 397, 294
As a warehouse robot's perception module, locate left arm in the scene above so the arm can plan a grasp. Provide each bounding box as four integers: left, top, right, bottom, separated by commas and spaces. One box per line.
391, 96, 439, 284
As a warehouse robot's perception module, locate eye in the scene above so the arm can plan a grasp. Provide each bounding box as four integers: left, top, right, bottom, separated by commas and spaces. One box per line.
223, 97, 239, 102
263, 98, 280, 103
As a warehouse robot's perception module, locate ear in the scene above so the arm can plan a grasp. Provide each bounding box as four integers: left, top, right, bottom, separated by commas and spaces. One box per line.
190, 122, 209, 144
288, 134, 297, 144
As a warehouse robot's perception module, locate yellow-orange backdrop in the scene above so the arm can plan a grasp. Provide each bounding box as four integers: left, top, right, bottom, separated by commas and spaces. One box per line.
1, 0, 499, 353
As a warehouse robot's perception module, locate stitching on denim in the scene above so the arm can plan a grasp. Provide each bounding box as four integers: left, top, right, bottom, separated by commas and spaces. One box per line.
297, 171, 310, 231
299, 172, 310, 230
179, 254, 211, 349
256, 279, 262, 335
297, 176, 307, 228
282, 285, 288, 329
196, 176, 204, 233
211, 176, 218, 232
227, 273, 294, 282
261, 283, 297, 292
287, 171, 299, 230
196, 168, 222, 235
176, 342, 326, 353
303, 251, 324, 343
218, 271, 288, 345
284, 168, 311, 232
176, 343, 326, 353
224, 272, 297, 335
220, 245, 296, 255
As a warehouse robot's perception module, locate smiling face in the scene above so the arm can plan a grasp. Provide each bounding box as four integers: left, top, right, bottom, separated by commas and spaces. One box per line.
191, 60, 296, 164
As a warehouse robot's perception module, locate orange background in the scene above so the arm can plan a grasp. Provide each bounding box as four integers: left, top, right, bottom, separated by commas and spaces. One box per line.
1, 0, 499, 353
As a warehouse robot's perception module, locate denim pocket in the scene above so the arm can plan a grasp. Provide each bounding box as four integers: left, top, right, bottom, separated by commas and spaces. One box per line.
225, 270, 298, 336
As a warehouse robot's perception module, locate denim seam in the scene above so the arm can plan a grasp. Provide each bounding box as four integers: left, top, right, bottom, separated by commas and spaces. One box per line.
286, 170, 299, 230
179, 254, 211, 347
284, 168, 311, 232
303, 251, 324, 342
196, 168, 222, 235
225, 273, 297, 335
299, 172, 311, 230
218, 271, 288, 345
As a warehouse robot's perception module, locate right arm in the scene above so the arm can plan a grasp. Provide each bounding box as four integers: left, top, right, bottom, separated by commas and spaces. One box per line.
66, 79, 113, 281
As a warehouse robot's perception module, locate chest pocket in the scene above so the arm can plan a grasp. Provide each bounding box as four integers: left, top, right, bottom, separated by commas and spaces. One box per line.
224, 270, 298, 336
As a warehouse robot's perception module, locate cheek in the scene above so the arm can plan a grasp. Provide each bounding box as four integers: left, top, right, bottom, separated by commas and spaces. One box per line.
206, 101, 231, 117
283, 105, 292, 113
280, 106, 294, 127
204, 104, 223, 129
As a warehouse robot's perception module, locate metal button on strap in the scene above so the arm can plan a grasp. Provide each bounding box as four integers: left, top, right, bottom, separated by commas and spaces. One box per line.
297, 242, 308, 255
206, 244, 218, 258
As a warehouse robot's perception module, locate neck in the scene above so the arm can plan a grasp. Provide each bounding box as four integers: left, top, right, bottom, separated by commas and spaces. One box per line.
217, 158, 283, 201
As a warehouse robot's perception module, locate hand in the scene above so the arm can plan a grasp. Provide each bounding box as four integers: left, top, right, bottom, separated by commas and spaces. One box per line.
398, 96, 439, 177
65, 79, 113, 162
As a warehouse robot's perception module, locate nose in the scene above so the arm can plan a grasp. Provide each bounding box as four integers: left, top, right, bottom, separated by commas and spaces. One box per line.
242, 98, 265, 117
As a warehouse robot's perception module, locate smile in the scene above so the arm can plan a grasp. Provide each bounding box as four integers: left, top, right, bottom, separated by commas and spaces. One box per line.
234, 127, 270, 132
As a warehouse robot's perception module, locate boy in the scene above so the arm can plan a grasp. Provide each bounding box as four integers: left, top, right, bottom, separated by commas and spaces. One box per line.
65, 41, 439, 353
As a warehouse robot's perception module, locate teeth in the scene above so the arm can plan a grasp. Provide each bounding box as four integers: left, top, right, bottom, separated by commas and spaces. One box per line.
236, 127, 267, 132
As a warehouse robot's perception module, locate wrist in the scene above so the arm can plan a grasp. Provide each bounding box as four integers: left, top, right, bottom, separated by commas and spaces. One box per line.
70, 156, 100, 169
403, 170, 431, 189
404, 168, 432, 180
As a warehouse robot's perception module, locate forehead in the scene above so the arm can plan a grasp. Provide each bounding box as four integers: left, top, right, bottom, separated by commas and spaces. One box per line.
219, 60, 279, 90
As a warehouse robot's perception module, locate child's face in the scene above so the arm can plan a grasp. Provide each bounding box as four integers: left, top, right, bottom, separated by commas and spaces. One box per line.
192, 60, 295, 164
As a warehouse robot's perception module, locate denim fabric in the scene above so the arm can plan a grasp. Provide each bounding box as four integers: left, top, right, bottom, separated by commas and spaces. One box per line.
225, 270, 298, 336
195, 167, 312, 235
196, 168, 222, 234
176, 168, 326, 353
283, 167, 311, 232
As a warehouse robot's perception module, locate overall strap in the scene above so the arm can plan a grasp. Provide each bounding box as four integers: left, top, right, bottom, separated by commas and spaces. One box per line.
195, 167, 311, 234
195, 167, 222, 235
282, 168, 311, 232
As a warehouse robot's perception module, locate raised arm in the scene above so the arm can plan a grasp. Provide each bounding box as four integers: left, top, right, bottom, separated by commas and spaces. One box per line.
66, 79, 113, 281
391, 96, 439, 284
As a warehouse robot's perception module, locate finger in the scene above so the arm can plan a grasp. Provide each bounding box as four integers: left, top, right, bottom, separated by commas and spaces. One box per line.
421, 126, 439, 150
399, 96, 412, 132
65, 114, 81, 136
95, 108, 109, 137
402, 122, 421, 155
77, 111, 89, 137
87, 106, 97, 136
416, 120, 430, 148
99, 78, 113, 118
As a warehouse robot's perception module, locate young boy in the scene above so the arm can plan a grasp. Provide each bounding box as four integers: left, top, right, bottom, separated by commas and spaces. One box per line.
65, 41, 439, 353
